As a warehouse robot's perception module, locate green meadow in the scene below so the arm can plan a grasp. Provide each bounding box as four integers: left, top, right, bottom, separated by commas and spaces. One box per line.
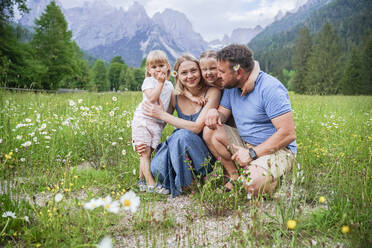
0, 90, 371, 247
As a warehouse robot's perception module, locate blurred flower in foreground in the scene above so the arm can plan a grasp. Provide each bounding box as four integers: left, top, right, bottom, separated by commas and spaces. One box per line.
120, 191, 140, 213
2, 211, 16, 218
341, 225, 350, 234
84, 198, 104, 210
287, 220, 297, 230
103, 196, 120, 214
97, 236, 112, 248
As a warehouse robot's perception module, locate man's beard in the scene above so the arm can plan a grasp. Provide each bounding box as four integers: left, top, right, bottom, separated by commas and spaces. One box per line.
223, 78, 239, 89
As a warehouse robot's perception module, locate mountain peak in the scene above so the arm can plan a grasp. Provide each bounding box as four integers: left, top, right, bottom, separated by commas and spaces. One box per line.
128, 1, 146, 13
85, 0, 112, 10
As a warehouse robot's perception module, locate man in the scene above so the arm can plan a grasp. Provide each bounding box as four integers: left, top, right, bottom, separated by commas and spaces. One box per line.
203, 44, 297, 196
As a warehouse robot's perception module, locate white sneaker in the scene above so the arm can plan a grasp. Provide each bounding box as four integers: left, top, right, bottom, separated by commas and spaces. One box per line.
155, 184, 170, 195
146, 184, 156, 193
137, 179, 147, 192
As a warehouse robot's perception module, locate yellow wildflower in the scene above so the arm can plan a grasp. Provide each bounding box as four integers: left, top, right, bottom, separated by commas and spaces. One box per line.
287, 220, 297, 230
341, 225, 350, 234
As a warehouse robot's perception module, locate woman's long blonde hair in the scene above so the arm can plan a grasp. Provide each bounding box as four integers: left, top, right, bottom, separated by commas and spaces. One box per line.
145, 50, 170, 77
174, 54, 206, 95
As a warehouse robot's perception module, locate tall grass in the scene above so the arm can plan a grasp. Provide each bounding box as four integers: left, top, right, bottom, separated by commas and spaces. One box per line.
0, 90, 371, 247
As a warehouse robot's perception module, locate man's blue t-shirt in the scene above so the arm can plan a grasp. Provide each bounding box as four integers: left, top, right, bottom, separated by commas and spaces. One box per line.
220, 71, 297, 154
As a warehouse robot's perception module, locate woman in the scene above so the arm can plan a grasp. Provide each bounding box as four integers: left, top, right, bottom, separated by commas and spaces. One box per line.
141, 54, 221, 197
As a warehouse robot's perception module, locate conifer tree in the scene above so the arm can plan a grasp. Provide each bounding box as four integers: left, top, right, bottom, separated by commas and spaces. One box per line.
31, 1, 75, 90
304, 22, 342, 95
292, 26, 312, 93
340, 46, 362, 95
119, 67, 135, 91
0, 0, 31, 87
109, 62, 127, 91
360, 31, 372, 94
90, 59, 108, 92
110, 56, 125, 64
0, 0, 28, 22
133, 68, 145, 91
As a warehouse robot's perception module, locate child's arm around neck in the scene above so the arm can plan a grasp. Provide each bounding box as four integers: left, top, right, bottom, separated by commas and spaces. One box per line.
182, 89, 208, 105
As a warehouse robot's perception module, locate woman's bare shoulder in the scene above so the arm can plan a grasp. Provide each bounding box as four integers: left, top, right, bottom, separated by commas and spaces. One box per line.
206, 87, 222, 98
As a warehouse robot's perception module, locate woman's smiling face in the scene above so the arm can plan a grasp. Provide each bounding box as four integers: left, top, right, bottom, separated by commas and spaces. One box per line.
178, 60, 201, 89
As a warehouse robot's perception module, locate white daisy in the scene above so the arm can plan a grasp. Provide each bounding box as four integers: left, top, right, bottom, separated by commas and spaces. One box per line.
112, 96, 117, 102
21, 141, 32, 147
2, 211, 16, 218
109, 111, 115, 117
54, 193, 63, 202
83, 198, 104, 210
103, 199, 120, 214
16, 135, 22, 140
120, 191, 140, 213
97, 236, 112, 248
121, 149, 126, 156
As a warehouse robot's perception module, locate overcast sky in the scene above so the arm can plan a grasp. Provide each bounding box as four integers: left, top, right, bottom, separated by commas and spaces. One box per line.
60, 0, 308, 41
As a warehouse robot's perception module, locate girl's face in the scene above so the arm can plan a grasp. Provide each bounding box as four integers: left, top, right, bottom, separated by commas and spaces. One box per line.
178, 60, 201, 89
147, 62, 169, 77
200, 57, 222, 88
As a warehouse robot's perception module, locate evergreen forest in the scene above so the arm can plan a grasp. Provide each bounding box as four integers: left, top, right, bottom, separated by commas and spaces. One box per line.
1, 0, 371, 94
0, 0, 145, 91
250, 0, 372, 95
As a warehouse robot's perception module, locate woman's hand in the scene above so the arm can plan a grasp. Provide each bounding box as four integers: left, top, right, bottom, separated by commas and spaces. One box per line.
142, 100, 165, 119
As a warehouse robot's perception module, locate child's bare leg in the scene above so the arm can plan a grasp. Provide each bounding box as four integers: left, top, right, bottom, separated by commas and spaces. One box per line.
135, 143, 147, 180
139, 168, 144, 180
139, 146, 156, 186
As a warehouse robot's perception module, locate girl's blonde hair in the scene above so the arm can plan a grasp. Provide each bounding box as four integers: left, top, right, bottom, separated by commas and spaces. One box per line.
174, 54, 206, 95
146, 50, 170, 77
199, 50, 217, 60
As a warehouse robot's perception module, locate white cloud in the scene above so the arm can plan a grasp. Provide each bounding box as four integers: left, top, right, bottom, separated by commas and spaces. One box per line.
60, 0, 308, 42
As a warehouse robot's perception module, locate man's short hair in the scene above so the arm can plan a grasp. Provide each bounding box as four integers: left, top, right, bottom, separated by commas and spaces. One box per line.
217, 44, 254, 72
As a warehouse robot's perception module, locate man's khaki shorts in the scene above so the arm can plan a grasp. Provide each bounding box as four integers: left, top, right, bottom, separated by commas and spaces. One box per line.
224, 125, 296, 179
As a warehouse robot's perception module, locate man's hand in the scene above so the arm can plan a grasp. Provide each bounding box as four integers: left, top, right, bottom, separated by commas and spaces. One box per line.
142, 100, 164, 119
205, 108, 222, 130
231, 144, 252, 167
